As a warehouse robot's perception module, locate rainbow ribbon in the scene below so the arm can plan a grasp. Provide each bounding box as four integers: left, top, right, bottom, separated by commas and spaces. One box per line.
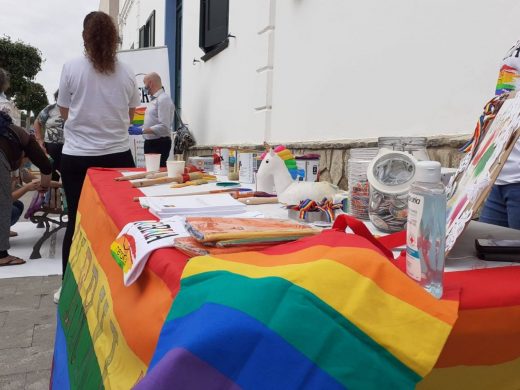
459, 93, 509, 154
295, 198, 341, 222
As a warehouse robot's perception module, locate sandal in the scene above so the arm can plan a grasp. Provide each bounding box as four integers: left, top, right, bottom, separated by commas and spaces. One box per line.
9, 231, 18, 237
0, 255, 26, 266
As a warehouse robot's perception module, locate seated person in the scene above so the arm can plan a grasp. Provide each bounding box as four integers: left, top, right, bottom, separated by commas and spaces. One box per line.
10, 175, 41, 236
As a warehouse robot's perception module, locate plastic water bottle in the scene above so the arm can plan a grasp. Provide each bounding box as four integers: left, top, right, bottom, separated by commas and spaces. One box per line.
406, 161, 446, 299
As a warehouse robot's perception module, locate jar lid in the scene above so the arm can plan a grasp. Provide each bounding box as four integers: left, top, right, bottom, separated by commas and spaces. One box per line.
367, 149, 418, 195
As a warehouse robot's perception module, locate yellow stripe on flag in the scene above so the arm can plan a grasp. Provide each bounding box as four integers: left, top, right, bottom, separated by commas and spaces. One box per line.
69, 217, 147, 389
183, 256, 455, 377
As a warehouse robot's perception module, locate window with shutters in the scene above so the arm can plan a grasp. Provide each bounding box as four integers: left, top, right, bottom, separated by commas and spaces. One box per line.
139, 10, 156, 48
199, 0, 229, 60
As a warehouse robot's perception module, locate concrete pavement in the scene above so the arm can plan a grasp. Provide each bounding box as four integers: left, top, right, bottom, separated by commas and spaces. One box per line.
0, 275, 60, 389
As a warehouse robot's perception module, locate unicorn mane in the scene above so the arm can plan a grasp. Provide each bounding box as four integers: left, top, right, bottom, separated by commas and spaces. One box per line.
273, 146, 300, 180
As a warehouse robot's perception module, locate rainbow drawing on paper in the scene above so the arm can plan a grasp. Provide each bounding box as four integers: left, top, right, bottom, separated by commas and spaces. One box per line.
496, 65, 519, 95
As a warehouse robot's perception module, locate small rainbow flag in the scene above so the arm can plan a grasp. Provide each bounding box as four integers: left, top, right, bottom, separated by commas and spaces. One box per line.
496, 65, 519, 96
136, 230, 458, 389
132, 106, 147, 126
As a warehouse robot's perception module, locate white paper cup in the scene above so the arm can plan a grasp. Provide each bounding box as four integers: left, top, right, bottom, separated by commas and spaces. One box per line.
144, 154, 161, 172
167, 160, 185, 178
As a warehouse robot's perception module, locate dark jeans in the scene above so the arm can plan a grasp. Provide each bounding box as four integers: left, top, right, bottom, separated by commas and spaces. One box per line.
144, 137, 172, 167
480, 183, 520, 230
44, 142, 63, 181
60, 150, 135, 277
11, 200, 24, 226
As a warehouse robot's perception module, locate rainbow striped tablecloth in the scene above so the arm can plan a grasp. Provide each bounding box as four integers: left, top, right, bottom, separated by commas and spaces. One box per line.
51, 169, 520, 389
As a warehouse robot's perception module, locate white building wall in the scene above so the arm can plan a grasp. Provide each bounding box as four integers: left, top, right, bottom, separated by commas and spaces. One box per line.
119, 0, 166, 50
181, 0, 267, 146
269, 0, 520, 143
181, 0, 520, 146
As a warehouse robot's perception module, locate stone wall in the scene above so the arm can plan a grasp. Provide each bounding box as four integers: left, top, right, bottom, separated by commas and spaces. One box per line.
185, 135, 469, 190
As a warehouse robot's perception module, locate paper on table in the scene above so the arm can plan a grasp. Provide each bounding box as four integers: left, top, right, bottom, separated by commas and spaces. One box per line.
147, 193, 246, 218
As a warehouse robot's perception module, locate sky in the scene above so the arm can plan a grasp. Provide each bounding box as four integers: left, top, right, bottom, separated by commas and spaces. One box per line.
0, 0, 100, 102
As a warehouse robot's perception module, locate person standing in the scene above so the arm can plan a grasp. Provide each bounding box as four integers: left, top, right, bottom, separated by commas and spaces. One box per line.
0, 110, 52, 266
479, 39, 520, 230
142, 72, 175, 167
56, 11, 140, 302
34, 90, 64, 181
0, 69, 21, 126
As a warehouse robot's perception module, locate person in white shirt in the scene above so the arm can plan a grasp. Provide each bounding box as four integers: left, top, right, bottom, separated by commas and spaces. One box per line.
142, 72, 175, 167
479, 39, 520, 230
55, 11, 140, 303
0, 69, 21, 126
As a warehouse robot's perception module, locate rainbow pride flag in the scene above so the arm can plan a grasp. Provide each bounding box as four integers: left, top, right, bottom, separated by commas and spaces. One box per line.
136, 230, 459, 389
496, 65, 519, 95
132, 106, 147, 126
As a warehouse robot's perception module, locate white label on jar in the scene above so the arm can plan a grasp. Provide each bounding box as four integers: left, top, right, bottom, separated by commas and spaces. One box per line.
406, 193, 424, 281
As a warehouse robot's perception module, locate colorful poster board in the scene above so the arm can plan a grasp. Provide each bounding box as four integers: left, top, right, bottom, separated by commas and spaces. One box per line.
446, 94, 520, 253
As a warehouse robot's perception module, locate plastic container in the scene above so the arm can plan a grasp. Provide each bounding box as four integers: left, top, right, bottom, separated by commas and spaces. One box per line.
378, 137, 430, 161
347, 148, 379, 220
406, 161, 446, 299
367, 149, 418, 232
144, 154, 161, 172
167, 160, 185, 178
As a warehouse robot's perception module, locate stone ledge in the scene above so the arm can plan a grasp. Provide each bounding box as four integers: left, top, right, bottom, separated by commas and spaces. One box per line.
186, 135, 468, 190
188, 134, 471, 151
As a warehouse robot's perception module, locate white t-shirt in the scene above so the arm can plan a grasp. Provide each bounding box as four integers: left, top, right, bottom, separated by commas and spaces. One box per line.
57, 56, 140, 156
495, 40, 520, 185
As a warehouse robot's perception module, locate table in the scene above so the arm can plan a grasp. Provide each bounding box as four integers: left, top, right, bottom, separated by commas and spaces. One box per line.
51, 168, 520, 390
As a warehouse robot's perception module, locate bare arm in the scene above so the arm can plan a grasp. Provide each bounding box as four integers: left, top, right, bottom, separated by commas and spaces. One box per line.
129, 108, 135, 122
58, 106, 69, 121
33, 119, 45, 146
12, 181, 40, 200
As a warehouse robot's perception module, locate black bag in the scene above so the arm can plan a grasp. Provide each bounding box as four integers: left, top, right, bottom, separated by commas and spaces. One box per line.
172, 106, 196, 155
0, 110, 21, 146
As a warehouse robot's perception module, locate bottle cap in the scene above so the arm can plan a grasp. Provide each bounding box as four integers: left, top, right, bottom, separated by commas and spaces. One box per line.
415, 161, 441, 183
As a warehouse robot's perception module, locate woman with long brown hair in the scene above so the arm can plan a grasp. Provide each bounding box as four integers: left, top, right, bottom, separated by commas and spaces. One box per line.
56, 11, 140, 303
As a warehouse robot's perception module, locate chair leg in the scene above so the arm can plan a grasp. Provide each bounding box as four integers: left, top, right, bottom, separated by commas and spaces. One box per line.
30, 221, 66, 259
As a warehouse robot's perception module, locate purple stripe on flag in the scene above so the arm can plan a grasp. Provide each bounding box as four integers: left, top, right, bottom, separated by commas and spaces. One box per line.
134, 347, 241, 390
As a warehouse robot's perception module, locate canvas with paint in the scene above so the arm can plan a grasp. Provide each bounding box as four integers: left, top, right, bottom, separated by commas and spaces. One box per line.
445, 93, 520, 254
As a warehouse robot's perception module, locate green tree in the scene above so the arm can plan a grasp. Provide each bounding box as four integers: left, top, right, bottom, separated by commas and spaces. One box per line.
16, 80, 48, 116
0, 36, 47, 113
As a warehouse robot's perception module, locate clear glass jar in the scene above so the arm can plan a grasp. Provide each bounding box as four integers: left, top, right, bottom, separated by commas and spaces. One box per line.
367, 151, 417, 232
347, 148, 379, 220
378, 137, 430, 161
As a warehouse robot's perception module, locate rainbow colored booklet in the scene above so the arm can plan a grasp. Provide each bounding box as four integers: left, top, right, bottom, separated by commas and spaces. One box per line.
185, 217, 319, 244
174, 237, 271, 257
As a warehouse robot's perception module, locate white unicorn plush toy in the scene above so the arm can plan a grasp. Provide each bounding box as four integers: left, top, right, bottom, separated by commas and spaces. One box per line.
256, 146, 301, 195
256, 146, 340, 204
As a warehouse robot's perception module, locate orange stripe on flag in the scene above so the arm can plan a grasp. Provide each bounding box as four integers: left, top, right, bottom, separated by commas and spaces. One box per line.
213, 246, 458, 325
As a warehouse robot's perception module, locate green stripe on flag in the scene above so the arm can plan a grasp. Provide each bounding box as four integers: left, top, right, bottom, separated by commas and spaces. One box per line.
170, 271, 421, 390
59, 268, 103, 389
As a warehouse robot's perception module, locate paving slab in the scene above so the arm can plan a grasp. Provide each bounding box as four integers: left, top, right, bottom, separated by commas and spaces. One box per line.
32, 323, 56, 349
0, 321, 34, 350
0, 373, 26, 390
0, 346, 53, 376
0, 311, 8, 327
25, 370, 51, 390
0, 292, 41, 312
0, 276, 57, 388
